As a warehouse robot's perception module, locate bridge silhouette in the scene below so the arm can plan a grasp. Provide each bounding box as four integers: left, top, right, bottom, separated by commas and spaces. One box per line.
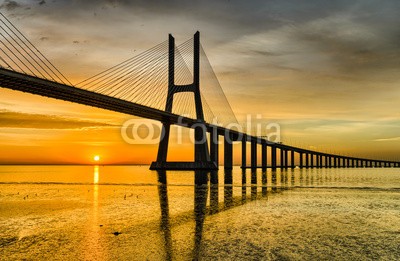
0, 13, 399, 170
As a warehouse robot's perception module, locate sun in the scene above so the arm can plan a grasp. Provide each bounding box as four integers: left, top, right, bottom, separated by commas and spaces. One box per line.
94, 155, 100, 162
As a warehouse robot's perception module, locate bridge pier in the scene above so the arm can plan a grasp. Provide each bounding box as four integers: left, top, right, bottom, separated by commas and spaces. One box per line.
310, 154, 314, 168
262, 142, 267, 169
210, 129, 219, 167
241, 137, 246, 168
280, 148, 285, 169
271, 145, 277, 170
251, 140, 257, 169
194, 124, 211, 163
224, 134, 233, 170
155, 123, 170, 163
299, 152, 303, 168
305, 153, 310, 168
291, 150, 295, 168
284, 150, 288, 169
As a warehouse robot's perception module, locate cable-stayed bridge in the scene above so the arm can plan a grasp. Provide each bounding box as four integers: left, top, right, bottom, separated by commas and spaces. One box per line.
0, 13, 399, 170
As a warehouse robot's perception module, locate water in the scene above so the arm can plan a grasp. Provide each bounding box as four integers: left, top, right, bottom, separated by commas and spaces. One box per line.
0, 166, 399, 260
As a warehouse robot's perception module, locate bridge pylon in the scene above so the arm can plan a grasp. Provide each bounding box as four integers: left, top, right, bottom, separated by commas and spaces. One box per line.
150, 32, 218, 170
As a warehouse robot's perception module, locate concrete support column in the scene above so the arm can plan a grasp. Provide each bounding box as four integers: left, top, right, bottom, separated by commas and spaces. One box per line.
224, 135, 233, 170
284, 150, 288, 169
262, 143, 267, 169
241, 137, 246, 168
271, 146, 277, 170
310, 154, 314, 168
210, 129, 219, 167
251, 140, 257, 169
299, 152, 304, 168
194, 124, 210, 163
156, 123, 170, 163
305, 153, 309, 168
291, 150, 295, 168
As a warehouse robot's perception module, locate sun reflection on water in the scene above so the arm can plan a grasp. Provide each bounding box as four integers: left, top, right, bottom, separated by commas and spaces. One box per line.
83, 165, 104, 260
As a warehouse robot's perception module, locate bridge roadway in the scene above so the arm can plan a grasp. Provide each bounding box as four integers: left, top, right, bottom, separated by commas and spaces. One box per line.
1, 68, 399, 167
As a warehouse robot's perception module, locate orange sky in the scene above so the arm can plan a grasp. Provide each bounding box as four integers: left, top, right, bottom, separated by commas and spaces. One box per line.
1, 1, 400, 164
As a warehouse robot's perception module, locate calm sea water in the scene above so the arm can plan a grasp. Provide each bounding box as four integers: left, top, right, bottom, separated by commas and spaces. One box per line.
0, 165, 399, 260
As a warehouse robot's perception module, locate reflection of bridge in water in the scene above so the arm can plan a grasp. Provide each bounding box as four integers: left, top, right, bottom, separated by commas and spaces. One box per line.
155, 168, 337, 260
1, 13, 399, 170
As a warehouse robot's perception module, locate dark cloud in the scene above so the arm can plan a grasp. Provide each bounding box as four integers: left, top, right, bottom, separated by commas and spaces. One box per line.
0, 110, 116, 129
0, 0, 20, 11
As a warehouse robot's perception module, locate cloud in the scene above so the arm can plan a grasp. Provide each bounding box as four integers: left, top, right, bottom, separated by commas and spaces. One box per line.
0, 0, 20, 11
373, 137, 400, 142
0, 110, 116, 129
